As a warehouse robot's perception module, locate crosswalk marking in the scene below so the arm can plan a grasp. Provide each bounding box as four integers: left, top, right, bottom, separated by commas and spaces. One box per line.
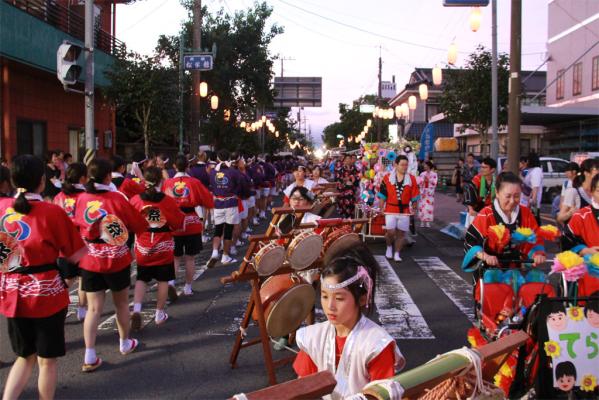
412, 257, 475, 322
374, 256, 435, 340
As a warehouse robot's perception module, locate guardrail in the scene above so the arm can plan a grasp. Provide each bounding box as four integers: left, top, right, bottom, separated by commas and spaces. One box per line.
4, 0, 125, 56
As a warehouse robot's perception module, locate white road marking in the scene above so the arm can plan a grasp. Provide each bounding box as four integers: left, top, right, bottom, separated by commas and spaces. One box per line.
412, 257, 475, 322
374, 256, 434, 339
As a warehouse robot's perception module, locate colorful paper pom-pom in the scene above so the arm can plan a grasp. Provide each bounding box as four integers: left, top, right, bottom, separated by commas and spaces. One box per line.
386, 151, 397, 162
552, 251, 587, 282
487, 224, 511, 253
584, 253, 599, 279
512, 227, 536, 244
537, 225, 560, 241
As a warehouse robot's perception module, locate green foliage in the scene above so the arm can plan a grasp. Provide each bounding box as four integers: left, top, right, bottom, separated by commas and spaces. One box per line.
439, 45, 510, 156
322, 94, 389, 148
153, 1, 287, 154
104, 51, 179, 156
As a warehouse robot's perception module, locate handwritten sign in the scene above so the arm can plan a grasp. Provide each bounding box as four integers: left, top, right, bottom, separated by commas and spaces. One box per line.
545, 304, 599, 393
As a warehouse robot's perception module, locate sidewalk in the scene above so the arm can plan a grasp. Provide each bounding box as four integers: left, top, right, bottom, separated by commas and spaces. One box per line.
430, 191, 465, 229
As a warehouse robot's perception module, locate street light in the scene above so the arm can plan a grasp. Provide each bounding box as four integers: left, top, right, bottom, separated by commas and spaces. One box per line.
199, 82, 208, 98
470, 7, 482, 32
210, 95, 219, 110
432, 65, 443, 86
419, 84, 429, 101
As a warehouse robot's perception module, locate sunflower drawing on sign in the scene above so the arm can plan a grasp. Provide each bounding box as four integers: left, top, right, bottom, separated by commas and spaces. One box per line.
0, 231, 22, 273
100, 215, 129, 247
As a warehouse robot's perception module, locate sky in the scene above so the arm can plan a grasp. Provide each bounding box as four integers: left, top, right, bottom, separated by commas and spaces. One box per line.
116, 0, 549, 145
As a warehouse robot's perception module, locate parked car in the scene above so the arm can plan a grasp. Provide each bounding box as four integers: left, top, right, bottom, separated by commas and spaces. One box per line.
497, 156, 570, 203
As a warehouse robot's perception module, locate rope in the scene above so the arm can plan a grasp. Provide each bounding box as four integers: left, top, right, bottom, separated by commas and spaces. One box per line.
269, 337, 298, 354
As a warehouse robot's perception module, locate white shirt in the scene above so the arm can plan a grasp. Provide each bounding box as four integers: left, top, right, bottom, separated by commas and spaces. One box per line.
284, 180, 315, 198
301, 212, 321, 224
522, 167, 543, 207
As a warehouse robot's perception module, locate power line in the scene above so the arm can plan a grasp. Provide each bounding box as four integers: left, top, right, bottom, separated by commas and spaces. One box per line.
119, 0, 170, 34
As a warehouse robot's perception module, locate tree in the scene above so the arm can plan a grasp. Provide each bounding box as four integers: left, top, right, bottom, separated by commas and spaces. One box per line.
322, 94, 390, 148
439, 45, 510, 157
105, 51, 179, 156
155, 2, 284, 153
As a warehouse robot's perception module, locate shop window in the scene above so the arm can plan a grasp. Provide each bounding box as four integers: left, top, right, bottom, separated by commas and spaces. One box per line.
556, 69, 565, 100
592, 56, 599, 91
17, 120, 46, 158
573, 62, 582, 96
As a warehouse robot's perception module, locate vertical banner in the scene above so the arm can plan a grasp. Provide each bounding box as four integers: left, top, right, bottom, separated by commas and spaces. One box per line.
418, 123, 435, 161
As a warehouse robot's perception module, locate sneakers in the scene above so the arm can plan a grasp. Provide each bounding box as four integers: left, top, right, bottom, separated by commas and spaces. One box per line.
130, 312, 142, 332
221, 255, 237, 265
168, 285, 178, 302
120, 338, 140, 355
81, 357, 103, 373
206, 257, 218, 269
235, 240, 243, 247
77, 306, 87, 322
183, 285, 193, 296
385, 247, 393, 259
252, 218, 260, 226
394, 252, 402, 262
155, 311, 168, 326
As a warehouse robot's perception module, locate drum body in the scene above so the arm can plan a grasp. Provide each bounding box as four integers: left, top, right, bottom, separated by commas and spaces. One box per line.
322, 227, 361, 265
287, 230, 323, 270
252, 241, 286, 276
252, 273, 315, 337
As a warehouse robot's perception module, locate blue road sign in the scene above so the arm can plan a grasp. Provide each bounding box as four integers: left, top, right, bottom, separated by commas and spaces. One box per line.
443, 0, 489, 6
183, 54, 214, 71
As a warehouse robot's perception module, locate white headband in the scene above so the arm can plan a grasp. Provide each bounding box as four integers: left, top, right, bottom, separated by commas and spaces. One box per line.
321, 266, 373, 307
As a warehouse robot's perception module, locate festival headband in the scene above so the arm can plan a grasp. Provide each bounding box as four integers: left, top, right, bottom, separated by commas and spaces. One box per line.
145, 180, 157, 188
320, 266, 373, 308
16, 187, 27, 194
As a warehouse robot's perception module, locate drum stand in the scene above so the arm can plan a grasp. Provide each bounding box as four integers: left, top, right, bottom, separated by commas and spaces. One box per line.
221, 207, 368, 385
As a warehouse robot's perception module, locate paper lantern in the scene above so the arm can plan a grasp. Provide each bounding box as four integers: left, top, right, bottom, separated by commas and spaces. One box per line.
199, 82, 208, 97
210, 95, 219, 110
419, 84, 429, 101
401, 103, 409, 117
448, 42, 458, 65
240, 121, 246, 129
408, 95, 417, 110
395, 106, 402, 119
470, 7, 482, 32
367, 119, 372, 127
432, 65, 442, 86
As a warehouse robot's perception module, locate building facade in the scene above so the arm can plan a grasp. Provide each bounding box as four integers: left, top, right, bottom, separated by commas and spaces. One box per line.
0, 0, 128, 162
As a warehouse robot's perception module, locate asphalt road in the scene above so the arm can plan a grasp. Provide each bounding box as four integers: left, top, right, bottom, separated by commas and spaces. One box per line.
1, 196, 555, 399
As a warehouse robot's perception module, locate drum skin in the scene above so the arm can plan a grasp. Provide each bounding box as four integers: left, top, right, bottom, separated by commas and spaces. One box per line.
252, 273, 315, 337
322, 227, 361, 265
287, 231, 323, 270
253, 242, 286, 276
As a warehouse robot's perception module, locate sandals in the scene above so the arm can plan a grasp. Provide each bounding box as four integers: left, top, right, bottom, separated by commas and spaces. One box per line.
120, 338, 140, 356
81, 357, 103, 373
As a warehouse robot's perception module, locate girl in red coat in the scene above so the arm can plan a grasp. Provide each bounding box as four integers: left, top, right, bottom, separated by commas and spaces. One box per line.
53, 162, 89, 322
74, 159, 149, 372
130, 167, 185, 328
1, 155, 87, 400
163, 155, 213, 296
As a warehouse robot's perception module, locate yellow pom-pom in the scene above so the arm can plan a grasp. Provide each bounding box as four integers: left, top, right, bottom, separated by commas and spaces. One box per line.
515, 227, 534, 236
556, 251, 585, 270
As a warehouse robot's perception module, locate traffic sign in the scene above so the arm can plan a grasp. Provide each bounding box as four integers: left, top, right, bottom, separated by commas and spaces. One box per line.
183, 54, 214, 71
443, 0, 489, 6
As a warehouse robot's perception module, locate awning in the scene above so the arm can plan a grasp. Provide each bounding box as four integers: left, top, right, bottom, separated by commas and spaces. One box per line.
521, 105, 599, 125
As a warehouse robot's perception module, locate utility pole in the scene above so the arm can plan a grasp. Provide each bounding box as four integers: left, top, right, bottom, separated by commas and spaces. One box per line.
84, 0, 95, 161
506, 0, 522, 174
377, 47, 382, 142
280, 57, 295, 78
178, 32, 184, 154
490, 0, 499, 162
190, 0, 202, 153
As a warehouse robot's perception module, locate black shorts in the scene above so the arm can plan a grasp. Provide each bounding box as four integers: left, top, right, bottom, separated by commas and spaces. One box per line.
174, 234, 202, 257
136, 263, 176, 283
80, 266, 131, 292
7, 308, 68, 358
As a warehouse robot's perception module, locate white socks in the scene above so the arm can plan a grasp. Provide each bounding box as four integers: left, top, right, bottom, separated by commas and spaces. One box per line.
84, 348, 97, 365
211, 249, 219, 259
119, 338, 134, 353
386, 246, 393, 259
133, 303, 142, 313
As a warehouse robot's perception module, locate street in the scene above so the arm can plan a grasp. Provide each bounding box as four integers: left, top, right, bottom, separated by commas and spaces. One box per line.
1, 192, 485, 399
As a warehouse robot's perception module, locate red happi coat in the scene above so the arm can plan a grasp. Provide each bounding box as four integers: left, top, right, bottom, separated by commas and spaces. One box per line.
163, 175, 214, 237
113, 175, 145, 200
0, 198, 86, 318
564, 206, 599, 296
130, 193, 185, 266
54, 189, 85, 221
75, 191, 148, 273
378, 173, 420, 215
464, 203, 545, 271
